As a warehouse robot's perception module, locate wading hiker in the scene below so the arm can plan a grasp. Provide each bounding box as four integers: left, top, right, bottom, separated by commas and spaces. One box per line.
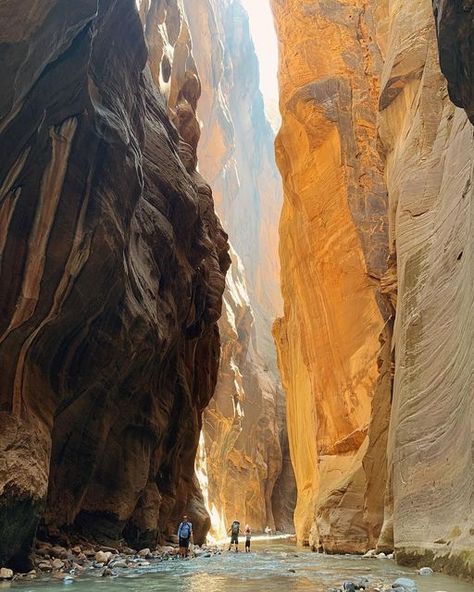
228, 519, 240, 552
177, 514, 193, 558
244, 524, 251, 552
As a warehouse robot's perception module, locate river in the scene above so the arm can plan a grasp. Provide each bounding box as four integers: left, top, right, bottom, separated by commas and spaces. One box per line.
7, 539, 473, 592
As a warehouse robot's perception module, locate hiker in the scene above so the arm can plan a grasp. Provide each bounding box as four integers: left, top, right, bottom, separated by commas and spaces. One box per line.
228, 519, 240, 552
177, 514, 193, 558
244, 524, 251, 552
264, 525, 272, 536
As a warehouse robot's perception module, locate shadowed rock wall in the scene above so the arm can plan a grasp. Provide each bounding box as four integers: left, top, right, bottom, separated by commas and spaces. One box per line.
0, 0, 229, 569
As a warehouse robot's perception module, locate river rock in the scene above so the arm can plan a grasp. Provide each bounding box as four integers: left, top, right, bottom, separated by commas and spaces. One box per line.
343, 582, 356, 592
138, 548, 151, 558
51, 546, 68, 559
51, 558, 65, 570
95, 551, 112, 564
392, 578, 417, 592
38, 561, 52, 571
354, 577, 370, 589
417, 567, 433, 576
363, 550, 377, 558
0, 568, 13, 580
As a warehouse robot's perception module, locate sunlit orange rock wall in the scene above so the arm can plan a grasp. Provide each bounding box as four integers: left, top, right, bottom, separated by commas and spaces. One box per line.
378, 0, 474, 577
183, 0, 296, 534
271, 0, 389, 551
272, 0, 474, 575
0, 0, 229, 569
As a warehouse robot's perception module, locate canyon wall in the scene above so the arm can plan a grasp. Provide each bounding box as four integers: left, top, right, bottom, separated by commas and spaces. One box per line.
182, 0, 296, 534
271, 0, 389, 551
272, 0, 474, 575
378, 0, 474, 577
0, 0, 229, 570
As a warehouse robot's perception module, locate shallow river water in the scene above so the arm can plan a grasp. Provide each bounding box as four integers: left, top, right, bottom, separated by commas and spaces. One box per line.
6, 539, 473, 592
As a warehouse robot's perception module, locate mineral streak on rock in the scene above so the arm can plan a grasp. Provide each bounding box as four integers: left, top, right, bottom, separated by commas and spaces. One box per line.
0, 0, 229, 569
271, 0, 389, 552
182, 0, 296, 534
378, 0, 474, 578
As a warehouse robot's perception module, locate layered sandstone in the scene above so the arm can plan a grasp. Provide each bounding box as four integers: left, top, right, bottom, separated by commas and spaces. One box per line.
183, 0, 295, 534
272, 0, 474, 577
0, 0, 228, 570
271, 0, 389, 551
378, 0, 474, 577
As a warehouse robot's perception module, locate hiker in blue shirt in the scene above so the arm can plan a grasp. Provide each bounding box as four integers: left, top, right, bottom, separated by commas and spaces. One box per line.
177, 514, 193, 558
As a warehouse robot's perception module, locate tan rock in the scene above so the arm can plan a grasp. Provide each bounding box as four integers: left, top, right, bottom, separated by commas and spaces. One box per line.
0, 568, 13, 580
377, 0, 474, 579
95, 551, 112, 565
271, 0, 388, 551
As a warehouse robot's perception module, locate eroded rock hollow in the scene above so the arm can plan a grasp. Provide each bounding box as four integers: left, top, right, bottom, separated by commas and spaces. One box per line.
272, 0, 474, 577
0, 0, 230, 569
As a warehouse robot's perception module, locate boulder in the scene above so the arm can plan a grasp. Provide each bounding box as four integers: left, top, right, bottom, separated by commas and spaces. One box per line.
392, 578, 417, 592
95, 551, 112, 564
0, 568, 13, 580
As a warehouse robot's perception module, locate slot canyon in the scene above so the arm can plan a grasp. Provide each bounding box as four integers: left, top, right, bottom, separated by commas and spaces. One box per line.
0, 0, 473, 590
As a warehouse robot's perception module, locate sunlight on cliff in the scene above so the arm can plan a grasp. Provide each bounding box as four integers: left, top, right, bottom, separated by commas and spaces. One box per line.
195, 431, 227, 541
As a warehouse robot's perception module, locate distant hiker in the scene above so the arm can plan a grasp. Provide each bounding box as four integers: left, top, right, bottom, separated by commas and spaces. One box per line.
244, 524, 251, 552
228, 519, 240, 552
178, 514, 193, 558
264, 525, 272, 536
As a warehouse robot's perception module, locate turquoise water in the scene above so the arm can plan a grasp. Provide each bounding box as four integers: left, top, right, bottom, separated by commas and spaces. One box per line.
6, 540, 473, 592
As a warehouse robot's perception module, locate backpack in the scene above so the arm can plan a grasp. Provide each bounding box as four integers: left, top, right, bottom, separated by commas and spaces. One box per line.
231, 521, 240, 535
179, 521, 191, 538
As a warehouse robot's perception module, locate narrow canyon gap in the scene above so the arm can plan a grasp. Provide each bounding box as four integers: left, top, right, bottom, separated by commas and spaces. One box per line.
0, 0, 473, 583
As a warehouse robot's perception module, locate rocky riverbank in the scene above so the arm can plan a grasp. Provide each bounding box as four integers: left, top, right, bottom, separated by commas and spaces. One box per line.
0, 540, 222, 583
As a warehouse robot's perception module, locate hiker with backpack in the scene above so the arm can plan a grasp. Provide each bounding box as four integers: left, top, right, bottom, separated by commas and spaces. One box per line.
228, 519, 240, 552
177, 514, 193, 558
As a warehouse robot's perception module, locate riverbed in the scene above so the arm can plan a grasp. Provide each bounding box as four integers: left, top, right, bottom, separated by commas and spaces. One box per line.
6, 539, 473, 592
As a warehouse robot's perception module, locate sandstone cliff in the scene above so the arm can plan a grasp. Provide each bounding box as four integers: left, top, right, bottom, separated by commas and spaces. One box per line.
272, 0, 474, 577
271, 0, 389, 551
182, 0, 296, 534
0, 0, 229, 570
378, 0, 474, 577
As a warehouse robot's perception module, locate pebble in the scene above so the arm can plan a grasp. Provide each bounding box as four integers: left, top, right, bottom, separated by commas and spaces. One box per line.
417, 567, 433, 576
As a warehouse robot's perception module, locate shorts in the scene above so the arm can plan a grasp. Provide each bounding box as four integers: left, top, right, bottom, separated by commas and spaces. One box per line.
245, 538, 250, 548
179, 537, 190, 548
230, 534, 239, 544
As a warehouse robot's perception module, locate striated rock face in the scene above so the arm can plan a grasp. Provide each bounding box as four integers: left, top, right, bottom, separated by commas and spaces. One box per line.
183, 0, 295, 534
271, 0, 389, 551
272, 0, 474, 577
0, 0, 229, 569
378, 0, 474, 577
